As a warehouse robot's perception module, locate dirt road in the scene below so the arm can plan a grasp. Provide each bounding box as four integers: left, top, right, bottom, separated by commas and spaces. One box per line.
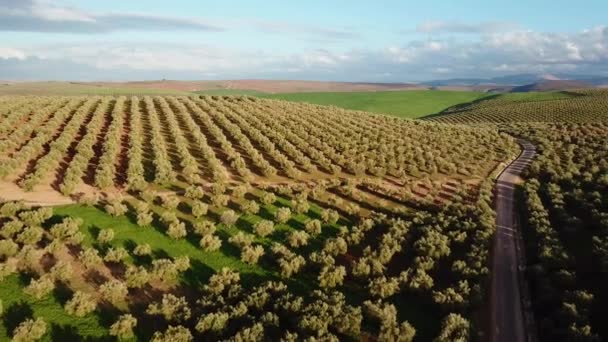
490, 139, 536, 342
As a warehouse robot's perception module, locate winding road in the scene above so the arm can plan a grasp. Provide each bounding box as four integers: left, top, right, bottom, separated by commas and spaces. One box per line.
490, 139, 536, 342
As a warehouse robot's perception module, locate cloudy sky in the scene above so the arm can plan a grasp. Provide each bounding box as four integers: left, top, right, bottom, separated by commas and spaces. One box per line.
1, 0, 608, 81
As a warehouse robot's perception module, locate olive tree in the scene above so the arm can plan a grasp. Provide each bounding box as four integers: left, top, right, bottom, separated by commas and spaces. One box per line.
110, 314, 137, 340
24, 275, 55, 300
199, 234, 222, 252
274, 207, 291, 224
151, 325, 193, 342
65, 291, 97, 317
79, 247, 102, 269
147, 294, 191, 323
288, 230, 310, 248
434, 313, 469, 342
254, 220, 274, 237
97, 228, 115, 244
191, 201, 208, 218
241, 245, 265, 265
99, 279, 129, 306
220, 210, 239, 227
12, 318, 47, 341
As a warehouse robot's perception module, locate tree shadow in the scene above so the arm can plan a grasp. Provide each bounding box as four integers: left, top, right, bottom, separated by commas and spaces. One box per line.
151, 248, 171, 260
180, 259, 215, 288
52, 283, 74, 305
216, 230, 241, 259
50, 323, 114, 342
3, 301, 33, 336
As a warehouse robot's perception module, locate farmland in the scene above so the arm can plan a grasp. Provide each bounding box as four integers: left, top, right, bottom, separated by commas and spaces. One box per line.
427, 92, 608, 341
0, 94, 520, 340
425, 89, 608, 124
261, 90, 488, 119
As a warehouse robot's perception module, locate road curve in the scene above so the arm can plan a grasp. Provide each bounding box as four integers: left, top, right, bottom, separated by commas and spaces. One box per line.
490, 139, 536, 342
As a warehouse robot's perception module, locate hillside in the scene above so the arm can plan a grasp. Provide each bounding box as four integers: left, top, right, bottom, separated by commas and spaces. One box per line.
261, 90, 488, 119
0, 95, 519, 340
0, 80, 424, 96
420, 89, 608, 341
424, 89, 608, 123
511, 80, 593, 92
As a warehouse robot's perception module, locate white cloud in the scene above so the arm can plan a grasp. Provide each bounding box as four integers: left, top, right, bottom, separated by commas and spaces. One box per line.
0, 0, 223, 33
2, 26, 608, 81
416, 21, 519, 34
0, 47, 26, 60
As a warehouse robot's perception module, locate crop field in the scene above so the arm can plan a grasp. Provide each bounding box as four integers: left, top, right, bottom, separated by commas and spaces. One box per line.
429, 96, 608, 340
0, 95, 520, 340
260, 90, 487, 119
502, 122, 608, 341
424, 89, 608, 123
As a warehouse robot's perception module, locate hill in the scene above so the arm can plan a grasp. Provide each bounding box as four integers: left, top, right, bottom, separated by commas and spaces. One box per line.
511, 80, 593, 92
423, 89, 608, 123
0, 94, 519, 340
0, 80, 425, 96
260, 90, 488, 119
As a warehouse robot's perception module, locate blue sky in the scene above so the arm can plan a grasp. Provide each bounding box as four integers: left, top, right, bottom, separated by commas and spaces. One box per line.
1, 0, 608, 81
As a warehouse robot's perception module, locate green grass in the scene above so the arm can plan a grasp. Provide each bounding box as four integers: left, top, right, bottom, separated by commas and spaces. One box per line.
0, 275, 107, 341
260, 90, 488, 119
0, 198, 347, 340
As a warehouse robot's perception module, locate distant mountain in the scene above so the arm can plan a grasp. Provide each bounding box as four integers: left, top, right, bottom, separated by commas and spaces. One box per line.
423, 73, 608, 88
511, 80, 594, 92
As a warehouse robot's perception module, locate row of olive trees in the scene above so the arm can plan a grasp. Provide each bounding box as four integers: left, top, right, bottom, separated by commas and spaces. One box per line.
59, 97, 114, 195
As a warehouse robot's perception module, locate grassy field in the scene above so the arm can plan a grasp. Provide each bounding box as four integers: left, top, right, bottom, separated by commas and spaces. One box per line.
0, 198, 347, 340
260, 90, 488, 119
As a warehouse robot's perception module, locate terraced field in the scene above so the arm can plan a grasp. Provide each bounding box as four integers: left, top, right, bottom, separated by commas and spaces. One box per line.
0, 95, 520, 340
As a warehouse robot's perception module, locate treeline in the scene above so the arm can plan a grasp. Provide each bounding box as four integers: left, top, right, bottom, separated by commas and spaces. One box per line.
511, 122, 608, 340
